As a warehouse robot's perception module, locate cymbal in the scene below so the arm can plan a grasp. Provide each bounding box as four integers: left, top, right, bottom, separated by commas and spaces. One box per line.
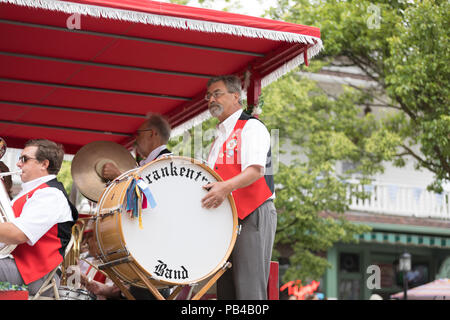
71, 141, 136, 202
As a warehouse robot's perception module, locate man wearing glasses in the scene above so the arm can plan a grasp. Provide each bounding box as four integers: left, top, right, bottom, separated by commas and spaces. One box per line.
201, 75, 277, 300
0, 139, 78, 297
101, 113, 172, 181
90, 114, 172, 299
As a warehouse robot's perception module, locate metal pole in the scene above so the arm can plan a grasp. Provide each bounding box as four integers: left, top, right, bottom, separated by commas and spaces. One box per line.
403, 271, 408, 300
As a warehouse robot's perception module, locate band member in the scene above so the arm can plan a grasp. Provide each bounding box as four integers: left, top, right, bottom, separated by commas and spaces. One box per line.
85, 113, 172, 299
201, 75, 277, 300
101, 113, 172, 180
0, 139, 78, 296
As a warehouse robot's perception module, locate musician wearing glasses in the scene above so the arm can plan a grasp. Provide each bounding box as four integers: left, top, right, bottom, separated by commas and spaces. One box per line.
0, 139, 78, 297
201, 75, 277, 300
101, 113, 172, 181
90, 114, 173, 299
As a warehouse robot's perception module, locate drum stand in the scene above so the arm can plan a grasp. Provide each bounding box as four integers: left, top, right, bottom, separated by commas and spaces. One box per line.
99, 260, 232, 300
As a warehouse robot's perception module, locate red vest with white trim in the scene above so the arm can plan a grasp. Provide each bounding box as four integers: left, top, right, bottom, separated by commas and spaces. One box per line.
12, 179, 77, 284
213, 112, 274, 220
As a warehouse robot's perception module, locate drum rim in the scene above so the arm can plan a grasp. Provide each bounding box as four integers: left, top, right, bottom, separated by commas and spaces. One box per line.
95, 156, 238, 286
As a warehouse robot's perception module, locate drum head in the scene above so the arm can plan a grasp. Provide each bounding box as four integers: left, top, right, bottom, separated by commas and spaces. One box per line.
120, 157, 237, 285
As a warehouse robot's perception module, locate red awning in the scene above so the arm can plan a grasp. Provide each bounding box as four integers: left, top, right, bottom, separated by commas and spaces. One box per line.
0, 0, 322, 154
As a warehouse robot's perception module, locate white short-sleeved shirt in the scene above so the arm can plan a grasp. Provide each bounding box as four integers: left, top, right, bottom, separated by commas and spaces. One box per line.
11, 175, 73, 246
139, 144, 171, 167
207, 109, 271, 173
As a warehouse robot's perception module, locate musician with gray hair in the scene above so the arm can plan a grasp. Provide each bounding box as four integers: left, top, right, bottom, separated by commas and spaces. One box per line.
101, 113, 172, 180
0, 139, 78, 297
201, 75, 277, 300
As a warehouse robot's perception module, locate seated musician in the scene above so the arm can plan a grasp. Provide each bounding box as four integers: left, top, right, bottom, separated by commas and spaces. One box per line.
0, 139, 78, 297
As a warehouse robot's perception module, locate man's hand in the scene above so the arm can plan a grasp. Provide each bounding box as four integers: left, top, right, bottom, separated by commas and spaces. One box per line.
201, 165, 264, 209
101, 162, 122, 181
201, 181, 233, 209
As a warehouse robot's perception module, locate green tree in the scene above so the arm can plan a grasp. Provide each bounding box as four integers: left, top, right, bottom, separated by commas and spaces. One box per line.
57, 160, 73, 195
261, 74, 374, 281
262, 0, 449, 282
269, 0, 449, 192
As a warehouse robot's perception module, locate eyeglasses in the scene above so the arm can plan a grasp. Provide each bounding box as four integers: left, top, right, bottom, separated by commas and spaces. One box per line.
18, 155, 37, 163
133, 128, 153, 138
136, 128, 153, 133
204, 91, 227, 101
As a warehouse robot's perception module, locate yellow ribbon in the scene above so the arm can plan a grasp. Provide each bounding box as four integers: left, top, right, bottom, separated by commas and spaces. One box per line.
132, 174, 144, 230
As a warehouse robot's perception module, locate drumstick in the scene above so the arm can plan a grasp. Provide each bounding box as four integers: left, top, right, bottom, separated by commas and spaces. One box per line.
81, 258, 109, 278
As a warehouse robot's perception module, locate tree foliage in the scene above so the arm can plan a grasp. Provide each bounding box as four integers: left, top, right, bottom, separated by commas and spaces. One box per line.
269, 0, 449, 192
261, 0, 449, 281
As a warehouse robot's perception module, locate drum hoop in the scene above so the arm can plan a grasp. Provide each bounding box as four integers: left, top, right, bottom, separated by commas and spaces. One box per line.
96, 156, 238, 286
94, 168, 137, 266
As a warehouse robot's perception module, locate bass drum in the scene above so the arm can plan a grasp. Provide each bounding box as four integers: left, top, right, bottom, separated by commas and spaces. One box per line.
94, 156, 238, 288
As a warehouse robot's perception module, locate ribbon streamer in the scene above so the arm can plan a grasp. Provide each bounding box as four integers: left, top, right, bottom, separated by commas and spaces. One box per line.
125, 175, 157, 229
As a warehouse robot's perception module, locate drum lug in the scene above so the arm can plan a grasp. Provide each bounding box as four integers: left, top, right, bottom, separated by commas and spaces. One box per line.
98, 209, 120, 219
236, 224, 242, 235
98, 256, 132, 270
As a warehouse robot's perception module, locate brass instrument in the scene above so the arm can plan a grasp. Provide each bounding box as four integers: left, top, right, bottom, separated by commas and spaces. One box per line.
0, 137, 20, 258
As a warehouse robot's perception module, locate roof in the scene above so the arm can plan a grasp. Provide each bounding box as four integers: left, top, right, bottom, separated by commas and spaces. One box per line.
0, 0, 322, 154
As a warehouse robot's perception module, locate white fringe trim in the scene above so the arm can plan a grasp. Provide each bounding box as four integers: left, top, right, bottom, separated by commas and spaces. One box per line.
171, 109, 212, 138
261, 41, 323, 88
1, 0, 322, 45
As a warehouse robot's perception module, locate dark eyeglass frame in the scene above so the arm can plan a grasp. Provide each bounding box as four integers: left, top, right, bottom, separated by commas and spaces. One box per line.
136, 128, 153, 133
134, 128, 154, 137
204, 91, 227, 101
18, 155, 38, 163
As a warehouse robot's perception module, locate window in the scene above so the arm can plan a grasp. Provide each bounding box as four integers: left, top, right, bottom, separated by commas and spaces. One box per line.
340, 253, 360, 273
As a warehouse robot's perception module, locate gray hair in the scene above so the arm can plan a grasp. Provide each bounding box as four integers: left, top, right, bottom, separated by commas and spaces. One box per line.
207, 75, 242, 105
145, 113, 171, 143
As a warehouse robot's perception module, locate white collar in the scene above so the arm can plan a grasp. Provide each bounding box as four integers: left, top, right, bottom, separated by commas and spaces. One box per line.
140, 145, 167, 166
14, 175, 56, 201
217, 109, 242, 138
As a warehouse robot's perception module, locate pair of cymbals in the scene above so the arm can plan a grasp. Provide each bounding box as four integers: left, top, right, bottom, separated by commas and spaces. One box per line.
71, 141, 136, 202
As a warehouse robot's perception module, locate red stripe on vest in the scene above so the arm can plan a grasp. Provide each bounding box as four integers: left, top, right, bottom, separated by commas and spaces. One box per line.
214, 119, 273, 219
12, 183, 64, 284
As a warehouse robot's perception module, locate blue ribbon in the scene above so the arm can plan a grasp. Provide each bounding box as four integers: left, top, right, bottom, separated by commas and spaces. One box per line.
126, 177, 156, 218
137, 179, 157, 209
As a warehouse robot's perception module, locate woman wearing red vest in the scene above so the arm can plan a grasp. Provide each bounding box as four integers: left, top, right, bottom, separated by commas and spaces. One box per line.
0, 139, 77, 297
201, 75, 277, 300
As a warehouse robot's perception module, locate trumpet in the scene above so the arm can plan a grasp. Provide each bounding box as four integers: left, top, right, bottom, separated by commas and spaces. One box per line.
0, 170, 22, 178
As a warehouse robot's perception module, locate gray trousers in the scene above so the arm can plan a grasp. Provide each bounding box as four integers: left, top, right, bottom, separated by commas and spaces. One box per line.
217, 200, 277, 300
0, 257, 59, 297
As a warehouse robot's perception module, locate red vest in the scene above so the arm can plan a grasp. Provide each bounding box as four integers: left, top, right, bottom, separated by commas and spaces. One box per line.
214, 112, 274, 220
12, 180, 76, 284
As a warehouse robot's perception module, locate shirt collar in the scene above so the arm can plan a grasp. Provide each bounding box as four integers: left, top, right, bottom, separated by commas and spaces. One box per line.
217, 109, 242, 138
14, 175, 56, 200
139, 145, 167, 166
